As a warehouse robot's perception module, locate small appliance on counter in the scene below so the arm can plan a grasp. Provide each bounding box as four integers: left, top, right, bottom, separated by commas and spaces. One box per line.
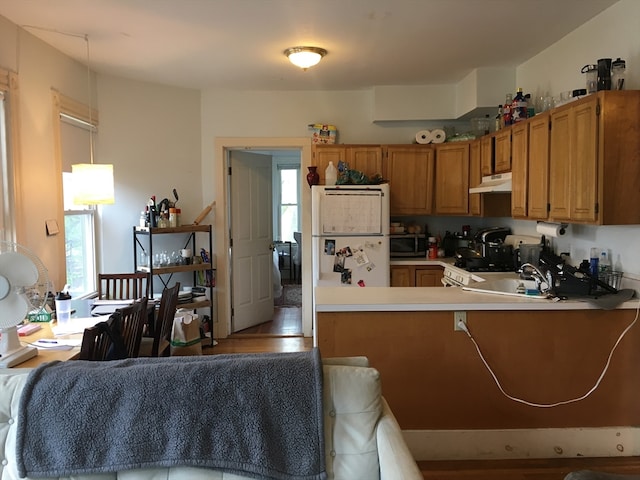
441, 231, 471, 257
390, 232, 427, 258
454, 227, 513, 272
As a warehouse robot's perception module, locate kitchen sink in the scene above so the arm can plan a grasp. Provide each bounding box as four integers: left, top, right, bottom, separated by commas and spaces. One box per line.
462, 277, 549, 299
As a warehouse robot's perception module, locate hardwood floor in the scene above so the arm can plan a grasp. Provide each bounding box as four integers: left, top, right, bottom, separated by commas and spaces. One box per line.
418, 457, 640, 479
204, 305, 308, 354
233, 305, 302, 336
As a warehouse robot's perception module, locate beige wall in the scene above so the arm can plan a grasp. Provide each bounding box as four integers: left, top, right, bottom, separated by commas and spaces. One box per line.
0, 20, 93, 289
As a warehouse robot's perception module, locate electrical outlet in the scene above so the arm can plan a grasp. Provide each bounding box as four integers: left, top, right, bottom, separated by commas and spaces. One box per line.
454, 311, 467, 331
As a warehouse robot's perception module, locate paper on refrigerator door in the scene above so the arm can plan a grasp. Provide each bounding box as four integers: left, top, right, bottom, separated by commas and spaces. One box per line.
321, 191, 383, 234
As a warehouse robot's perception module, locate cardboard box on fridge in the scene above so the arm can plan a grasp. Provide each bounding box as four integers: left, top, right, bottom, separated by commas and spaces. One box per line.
309, 124, 337, 144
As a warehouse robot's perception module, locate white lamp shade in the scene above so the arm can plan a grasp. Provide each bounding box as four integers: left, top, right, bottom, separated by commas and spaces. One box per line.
288, 51, 322, 69
71, 163, 115, 205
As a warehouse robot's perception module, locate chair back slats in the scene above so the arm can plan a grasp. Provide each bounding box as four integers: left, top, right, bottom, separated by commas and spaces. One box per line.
80, 297, 148, 361
153, 283, 181, 357
79, 314, 121, 361
116, 297, 148, 358
98, 272, 149, 300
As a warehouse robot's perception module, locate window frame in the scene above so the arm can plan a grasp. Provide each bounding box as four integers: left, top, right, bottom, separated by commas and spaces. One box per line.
0, 69, 20, 244
275, 163, 301, 242
52, 90, 101, 298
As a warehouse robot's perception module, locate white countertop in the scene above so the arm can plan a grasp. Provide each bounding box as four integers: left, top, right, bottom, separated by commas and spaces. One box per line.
314, 285, 639, 312
334, 257, 640, 312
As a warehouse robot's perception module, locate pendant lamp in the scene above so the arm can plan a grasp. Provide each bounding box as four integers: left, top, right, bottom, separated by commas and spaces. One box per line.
72, 34, 115, 205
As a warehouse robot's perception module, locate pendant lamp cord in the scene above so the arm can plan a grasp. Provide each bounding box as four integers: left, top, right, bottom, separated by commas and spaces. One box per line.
84, 34, 94, 165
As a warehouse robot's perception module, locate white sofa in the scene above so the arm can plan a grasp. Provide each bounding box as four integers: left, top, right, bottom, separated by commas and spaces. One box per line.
0, 356, 422, 480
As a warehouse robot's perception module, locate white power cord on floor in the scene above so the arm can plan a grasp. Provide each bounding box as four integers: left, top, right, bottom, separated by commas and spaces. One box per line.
460, 298, 640, 408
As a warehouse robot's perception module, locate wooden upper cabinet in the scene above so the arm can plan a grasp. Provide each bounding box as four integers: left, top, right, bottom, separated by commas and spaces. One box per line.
384, 145, 435, 215
312, 145, 383, 185
434, 142, 470, 215
469, 140, 481, 216
527, 112, 550, 220
548, 91, 640, 225
549, 98, 597, 222
494, 129, 511, 173
312, 145, 343, 185
510, 122, 529, 218
548, 105, 572, 220
480, 135, 494, 176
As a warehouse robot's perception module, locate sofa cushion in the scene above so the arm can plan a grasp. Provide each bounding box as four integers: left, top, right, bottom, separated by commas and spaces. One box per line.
322, 364, 382, 480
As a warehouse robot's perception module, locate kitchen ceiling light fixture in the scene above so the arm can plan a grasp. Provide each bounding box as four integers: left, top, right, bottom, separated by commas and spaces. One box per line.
284, 46, 327, 70
72, 33, 115, 205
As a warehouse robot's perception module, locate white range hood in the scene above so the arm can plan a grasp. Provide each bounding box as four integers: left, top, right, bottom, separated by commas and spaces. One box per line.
469, 172, 512, 194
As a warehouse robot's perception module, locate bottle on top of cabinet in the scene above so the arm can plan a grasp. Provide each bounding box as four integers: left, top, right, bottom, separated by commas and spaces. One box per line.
325, 161, 338, 185
511, 88, 528, 123
502, 93, 513, 126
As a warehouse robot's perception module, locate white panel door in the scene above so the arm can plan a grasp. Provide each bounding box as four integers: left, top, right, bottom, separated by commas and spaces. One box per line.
230, 150, 273, 332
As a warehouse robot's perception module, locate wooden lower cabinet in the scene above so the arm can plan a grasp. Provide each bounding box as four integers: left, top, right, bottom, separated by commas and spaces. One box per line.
316, 308, 640, 430
390, 265, 443, 287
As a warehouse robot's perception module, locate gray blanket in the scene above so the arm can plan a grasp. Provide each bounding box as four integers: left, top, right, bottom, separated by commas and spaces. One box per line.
17, 349, 326, 480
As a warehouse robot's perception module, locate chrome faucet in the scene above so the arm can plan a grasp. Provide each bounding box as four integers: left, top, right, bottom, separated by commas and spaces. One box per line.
519, 263, 553, 293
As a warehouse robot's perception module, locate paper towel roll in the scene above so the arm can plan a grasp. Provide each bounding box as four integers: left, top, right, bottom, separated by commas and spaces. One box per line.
431, 129, 446, 144
536, 221, 567, 237
415, 130, 433, 144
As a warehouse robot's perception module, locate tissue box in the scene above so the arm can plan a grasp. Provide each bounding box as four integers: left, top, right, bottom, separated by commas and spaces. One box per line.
309, 124, 337, 144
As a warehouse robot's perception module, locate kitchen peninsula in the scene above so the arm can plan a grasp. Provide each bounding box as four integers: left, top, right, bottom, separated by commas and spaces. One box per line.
315, 279, 640, 459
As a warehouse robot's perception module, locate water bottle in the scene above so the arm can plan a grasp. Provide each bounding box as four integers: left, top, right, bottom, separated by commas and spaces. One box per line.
589, 247, 599, 289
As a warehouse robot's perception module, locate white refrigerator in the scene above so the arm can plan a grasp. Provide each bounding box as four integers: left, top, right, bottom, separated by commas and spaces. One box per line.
311, 184, 390, 288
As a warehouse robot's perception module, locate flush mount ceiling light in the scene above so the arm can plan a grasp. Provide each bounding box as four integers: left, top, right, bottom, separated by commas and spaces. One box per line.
284, 46, 327, 70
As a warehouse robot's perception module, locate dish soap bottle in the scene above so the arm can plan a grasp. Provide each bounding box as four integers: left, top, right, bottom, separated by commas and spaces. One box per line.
325, 161, 338, 185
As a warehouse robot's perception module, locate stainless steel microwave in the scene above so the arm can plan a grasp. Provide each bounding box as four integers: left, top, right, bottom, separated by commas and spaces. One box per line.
390, 233, 427, 258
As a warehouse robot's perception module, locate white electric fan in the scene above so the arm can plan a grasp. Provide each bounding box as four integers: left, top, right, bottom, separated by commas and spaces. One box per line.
0, 241, 50, 368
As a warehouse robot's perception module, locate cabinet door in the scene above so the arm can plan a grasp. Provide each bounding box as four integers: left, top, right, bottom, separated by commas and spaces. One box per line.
510, 123, 528, 218
312, 145, 344, 185
434, 143, 469, 215
549, 107, 572, 220
480, 135, 494, 176
469, 140, 481, 216
570, 98, 598, 222
415, 267, 444, 287
348, 146, 383, 179
384, 146, 435, 215
494, 129, 511, 173
527, 113, 550, 220
312, 145, 384, 185
390, 266, 413, 287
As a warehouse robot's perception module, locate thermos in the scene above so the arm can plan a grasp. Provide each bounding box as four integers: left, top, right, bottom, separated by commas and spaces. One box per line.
597, 58, 612, 91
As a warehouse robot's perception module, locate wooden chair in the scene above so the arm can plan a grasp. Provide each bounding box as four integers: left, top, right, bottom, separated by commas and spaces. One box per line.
116, 297, 148, 358
98, 272, 149, 300
141, 283, 180, 357
79, 314, 124, 361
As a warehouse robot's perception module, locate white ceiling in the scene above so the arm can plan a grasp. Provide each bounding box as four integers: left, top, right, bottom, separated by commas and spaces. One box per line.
0, 0, 618, 91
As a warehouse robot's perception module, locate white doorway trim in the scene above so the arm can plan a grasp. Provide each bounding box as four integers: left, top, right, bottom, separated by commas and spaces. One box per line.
214, 137, 313, 339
